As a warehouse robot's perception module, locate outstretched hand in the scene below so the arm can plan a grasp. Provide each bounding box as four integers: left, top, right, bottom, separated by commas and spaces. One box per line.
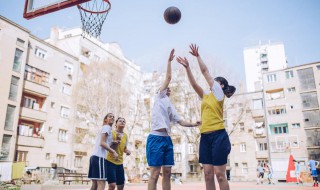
176, 56, 189, 68
189, 43, 199, 57
168, 49, 175, 62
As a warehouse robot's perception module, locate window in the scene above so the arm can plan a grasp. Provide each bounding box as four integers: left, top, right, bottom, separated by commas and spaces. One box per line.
62, 83, 72, 95
268, 107, 286, 115
239, 123, 245, 132
189, 164, 198, 173
13, 49, 23, 72
60, 106, 70, 118
286, 70, 294, 79
35, 47, 47, 59
9, 76, 19, 101
297, 68, 316, 91
253, 99, 263, 109
23, 96, 37, 109
74, 156, 82, 167
51, 102, 55, 108
18, 123, 39, 137
16, 151, 28, 162
56, 154, 65, 167
64, 61, 73, 73
290, 105, 294, 109
300, 92, 319, 109
4, 105, 15, 130
317, 65, 320, 70
16, 38, 25, 47
174, 153, 182, 162
58, 129, 68, 142
53, 78, 57, 84
48, 126, 53, 133
240, 143, 246, 152
0, 135, 12, 161
188, 143, 195, 154
259, 143, 268, 151
266, 74, 276, 83
292, 123, 300, 128
287, 87, 296, 93
235, 163, 238, 167
242, 163, 248, 174
270, 123, 289, 134
46, 153, 50, 160
24, 65, 49, 86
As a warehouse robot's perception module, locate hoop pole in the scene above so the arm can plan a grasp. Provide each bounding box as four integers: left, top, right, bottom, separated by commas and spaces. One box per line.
77, 0, 111, 14
23, 0, 91, 19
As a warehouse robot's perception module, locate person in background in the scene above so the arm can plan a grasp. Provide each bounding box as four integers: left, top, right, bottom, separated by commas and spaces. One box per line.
106, 117, 131, 190
88, 113, 118, 190
308, 158, 319, 187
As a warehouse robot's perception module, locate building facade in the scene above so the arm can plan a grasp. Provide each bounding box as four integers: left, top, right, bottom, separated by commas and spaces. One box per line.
0, 17, 29, 172
243, 42, 287, 92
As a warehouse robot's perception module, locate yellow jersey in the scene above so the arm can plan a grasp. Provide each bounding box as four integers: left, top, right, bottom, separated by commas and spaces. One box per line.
200, 92, 224, 133
106, 131, 127, 165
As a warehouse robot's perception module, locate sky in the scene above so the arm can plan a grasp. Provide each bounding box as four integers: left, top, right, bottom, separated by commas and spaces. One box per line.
1, 0, 320, 81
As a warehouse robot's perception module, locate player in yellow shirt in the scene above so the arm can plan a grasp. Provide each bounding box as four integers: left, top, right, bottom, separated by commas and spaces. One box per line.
106, 117, 131, 190
177, 44, 236, 190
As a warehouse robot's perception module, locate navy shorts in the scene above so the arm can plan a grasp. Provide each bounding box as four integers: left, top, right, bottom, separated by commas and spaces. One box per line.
146, 134, 174, 167
106, 160, 125, 185
88, 155, 108, 180
199, 129, 231, 166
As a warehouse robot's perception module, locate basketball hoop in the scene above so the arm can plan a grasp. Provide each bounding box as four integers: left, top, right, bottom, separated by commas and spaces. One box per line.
77, 0, 111, 38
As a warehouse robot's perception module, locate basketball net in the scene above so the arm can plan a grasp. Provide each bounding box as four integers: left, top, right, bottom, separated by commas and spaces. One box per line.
77, 0, 111, 38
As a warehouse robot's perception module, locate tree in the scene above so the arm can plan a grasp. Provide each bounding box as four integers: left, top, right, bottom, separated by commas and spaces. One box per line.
71, 59, 128, 172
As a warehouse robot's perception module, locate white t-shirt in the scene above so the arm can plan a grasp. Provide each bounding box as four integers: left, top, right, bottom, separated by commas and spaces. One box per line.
204, 82, 224, 101
150, 89, 181, 134
91, 125, 113, 158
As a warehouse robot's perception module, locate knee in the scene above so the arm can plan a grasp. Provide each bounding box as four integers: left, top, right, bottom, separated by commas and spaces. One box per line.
204, 171, 215, 181
150, 171, 160, 181
162, 169, 171, 179
108, 183, 116, 190
215, 172, 227, 183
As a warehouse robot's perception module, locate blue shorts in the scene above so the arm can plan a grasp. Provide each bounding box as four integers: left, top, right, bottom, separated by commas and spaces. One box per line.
146, 134, 174, 167
88, 155, 108, 180
199, 129, 231, 166
311, 170, 318, 177
106, 160, 125, 185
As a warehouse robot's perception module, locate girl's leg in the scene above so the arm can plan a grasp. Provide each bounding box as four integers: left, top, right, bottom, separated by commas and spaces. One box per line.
214, 164, 229, 190
90, 180, 97, 190
203, 164, 216, 190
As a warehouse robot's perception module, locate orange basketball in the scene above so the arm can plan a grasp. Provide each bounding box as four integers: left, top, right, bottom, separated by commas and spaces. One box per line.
164, 6, 181, 24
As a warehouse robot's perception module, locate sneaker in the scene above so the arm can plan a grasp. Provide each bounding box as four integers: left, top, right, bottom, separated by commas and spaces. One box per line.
316, 183, 319, 187
312, 184, 316, 187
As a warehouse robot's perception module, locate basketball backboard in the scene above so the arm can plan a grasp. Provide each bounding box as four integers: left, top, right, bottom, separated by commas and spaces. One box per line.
23, 0, 90, 19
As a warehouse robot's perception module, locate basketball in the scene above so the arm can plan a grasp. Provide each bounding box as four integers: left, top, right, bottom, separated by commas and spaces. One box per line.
164, 6, 181, 24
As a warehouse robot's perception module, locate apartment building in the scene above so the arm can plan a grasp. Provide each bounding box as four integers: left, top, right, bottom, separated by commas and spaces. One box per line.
263, 62, 320, 179
244, 42, 287, 92
0, 17, 29, 174
0, 15, 80, 179
226, 91, 268, 181
46, 27, 145, 176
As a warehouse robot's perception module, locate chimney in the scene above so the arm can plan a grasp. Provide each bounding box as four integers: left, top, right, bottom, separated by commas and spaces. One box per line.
50, 26, 59, 45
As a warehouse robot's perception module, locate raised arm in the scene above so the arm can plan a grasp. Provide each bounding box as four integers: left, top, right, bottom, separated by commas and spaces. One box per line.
177, 56, 204, 98
189, 44, 214, 87
159, 49, 175, 92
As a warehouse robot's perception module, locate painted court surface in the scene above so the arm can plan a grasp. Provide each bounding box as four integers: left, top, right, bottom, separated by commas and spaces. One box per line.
125, 182, 314, 190
21, 182, 315, 190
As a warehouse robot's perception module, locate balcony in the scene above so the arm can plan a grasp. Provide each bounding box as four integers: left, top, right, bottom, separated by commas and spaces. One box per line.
20, 107, 47, 122
188, 154, 198, 162
17, 135, 44, 148
24, 80, 50, 97
255, 151, 268, 158
251, 109, 264, 118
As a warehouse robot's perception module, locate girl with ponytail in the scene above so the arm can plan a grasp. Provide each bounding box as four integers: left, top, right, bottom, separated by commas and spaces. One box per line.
177, 44, 236, 190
